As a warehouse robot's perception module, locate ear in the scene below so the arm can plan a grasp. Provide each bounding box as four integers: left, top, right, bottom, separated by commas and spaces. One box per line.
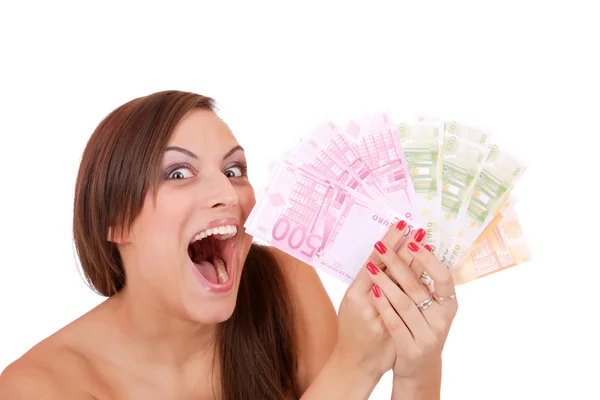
107, 226, 131, 244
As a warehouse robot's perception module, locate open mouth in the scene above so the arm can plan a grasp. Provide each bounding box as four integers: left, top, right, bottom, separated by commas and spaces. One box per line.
187, 224, 237, 287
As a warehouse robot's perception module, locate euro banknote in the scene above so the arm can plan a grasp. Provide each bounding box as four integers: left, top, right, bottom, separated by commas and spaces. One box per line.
452, 199, 531, 284
444, 143, 528, 269
246, 112, 530, 287
397, 121, 445, 257
244, 156, 404, 284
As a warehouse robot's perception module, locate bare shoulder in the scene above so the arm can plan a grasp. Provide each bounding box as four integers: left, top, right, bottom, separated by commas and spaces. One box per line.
267, 247, 338, 393
267, 246, 337, 323
0, 357, 68, 399
0, 334, 96, 399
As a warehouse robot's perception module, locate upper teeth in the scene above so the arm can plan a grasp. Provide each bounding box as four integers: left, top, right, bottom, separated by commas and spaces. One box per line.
192, 225, 237, 242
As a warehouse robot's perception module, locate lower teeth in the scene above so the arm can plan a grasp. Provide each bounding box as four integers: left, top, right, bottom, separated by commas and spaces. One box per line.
214, 258, 229, 284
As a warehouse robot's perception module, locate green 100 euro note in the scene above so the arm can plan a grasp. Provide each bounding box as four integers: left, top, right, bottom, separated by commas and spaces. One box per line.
397, 121, 445, 257
444, 143, 527, 269
417, 117, 493, 262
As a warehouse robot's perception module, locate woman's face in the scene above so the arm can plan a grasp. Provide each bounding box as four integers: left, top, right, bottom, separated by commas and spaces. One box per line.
118, 108, 256, 323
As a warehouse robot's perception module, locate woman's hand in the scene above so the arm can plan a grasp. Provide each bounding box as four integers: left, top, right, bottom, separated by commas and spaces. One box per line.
300, 222, 409, 400
316, 219, 406, 397
366, 227, 459, 395
329, 221, 409, 383
302, 222, 457, 399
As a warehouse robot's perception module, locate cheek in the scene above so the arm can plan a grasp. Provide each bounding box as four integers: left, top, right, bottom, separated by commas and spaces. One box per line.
237, 183, 256, 221
236, 184, 255, 260
133, 193, 191, 257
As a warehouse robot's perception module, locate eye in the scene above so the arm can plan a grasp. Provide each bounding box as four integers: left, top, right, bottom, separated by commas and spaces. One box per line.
224, 166, 243, 178
167, 167, 194, 180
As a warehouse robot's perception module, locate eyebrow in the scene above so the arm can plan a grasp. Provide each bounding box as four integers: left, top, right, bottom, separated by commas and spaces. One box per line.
222, 145, 244, 160
165, 145, 244, 160
165, 146, 198, 159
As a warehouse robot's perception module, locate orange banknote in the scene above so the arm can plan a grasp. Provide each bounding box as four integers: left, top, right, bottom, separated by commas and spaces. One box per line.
452, 198, 531, 285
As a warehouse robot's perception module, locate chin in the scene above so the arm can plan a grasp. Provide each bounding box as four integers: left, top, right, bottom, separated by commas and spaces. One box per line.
180, 258, 244, 325
182, 294, 239, 325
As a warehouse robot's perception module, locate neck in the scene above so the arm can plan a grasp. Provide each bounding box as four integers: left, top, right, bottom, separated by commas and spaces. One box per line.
105, 285, 218, 368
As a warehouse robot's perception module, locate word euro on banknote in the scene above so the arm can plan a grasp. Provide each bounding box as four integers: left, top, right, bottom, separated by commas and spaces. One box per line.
397, 121, 445, 257
444, 143, 527, 269
244, 157, 401, 284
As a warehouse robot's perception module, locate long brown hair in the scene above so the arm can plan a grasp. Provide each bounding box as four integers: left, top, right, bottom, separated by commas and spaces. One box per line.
72, 90, 298, 399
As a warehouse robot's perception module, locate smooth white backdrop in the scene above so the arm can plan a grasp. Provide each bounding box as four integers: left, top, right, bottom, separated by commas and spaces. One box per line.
1, 1, 598, 399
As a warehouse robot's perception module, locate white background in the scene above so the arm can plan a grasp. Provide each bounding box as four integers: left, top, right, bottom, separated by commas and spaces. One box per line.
1, 1, 599, 399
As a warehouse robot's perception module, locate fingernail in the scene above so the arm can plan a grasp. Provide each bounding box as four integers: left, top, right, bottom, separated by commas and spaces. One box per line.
424, 244, 432, 252
374, 241, 387, 254
366, 262, 379, 275
396, 220, 407, 230
414, 229, 426, 243
372, 285, 382, 298
408, 242, 420, 252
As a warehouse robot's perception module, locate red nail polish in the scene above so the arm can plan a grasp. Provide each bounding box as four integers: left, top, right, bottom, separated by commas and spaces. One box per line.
396, 220, 407, 230
408, 242, 420, 252
366, 262, 379, 275
374, 241, 387, 254
424, 244, 432, 252
414, 229, 426, 243
372, 285, 382, 298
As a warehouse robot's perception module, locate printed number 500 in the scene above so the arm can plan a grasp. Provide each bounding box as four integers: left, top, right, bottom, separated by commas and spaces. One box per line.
272, 217, 322, 259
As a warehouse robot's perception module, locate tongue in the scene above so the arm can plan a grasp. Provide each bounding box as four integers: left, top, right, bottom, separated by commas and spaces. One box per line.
190, 236, 231, 285
195, 260, 219, 283
194, 258, 230, 284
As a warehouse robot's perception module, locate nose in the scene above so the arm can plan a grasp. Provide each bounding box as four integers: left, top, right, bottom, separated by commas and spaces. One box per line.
203, 171, 239, 209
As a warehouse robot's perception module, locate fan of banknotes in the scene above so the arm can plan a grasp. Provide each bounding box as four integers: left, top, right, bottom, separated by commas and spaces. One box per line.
244, 112, 530, 287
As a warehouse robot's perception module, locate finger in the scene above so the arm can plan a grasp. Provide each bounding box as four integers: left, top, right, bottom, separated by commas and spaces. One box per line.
370, 284, 414, 344
397, 223, 435, 280
396, 226, 428, 266
408, 243, 436, 294
371, 236, 436, 314
365, 262, 432, 339
406, 240, 457, 307
381, 220, 420, 286
395, 227, 427, 285
351, 219, 409, 292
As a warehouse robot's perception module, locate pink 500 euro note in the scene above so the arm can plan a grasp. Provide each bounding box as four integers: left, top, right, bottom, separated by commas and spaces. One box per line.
339, 112, 417, 211
285, 124, 386, 207
244, 157, 408, 284
311, 120, 420, 229
312, 122, 390, 204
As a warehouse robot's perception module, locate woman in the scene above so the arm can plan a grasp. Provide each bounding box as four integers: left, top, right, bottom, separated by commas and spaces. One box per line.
0, 90, 458, 399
